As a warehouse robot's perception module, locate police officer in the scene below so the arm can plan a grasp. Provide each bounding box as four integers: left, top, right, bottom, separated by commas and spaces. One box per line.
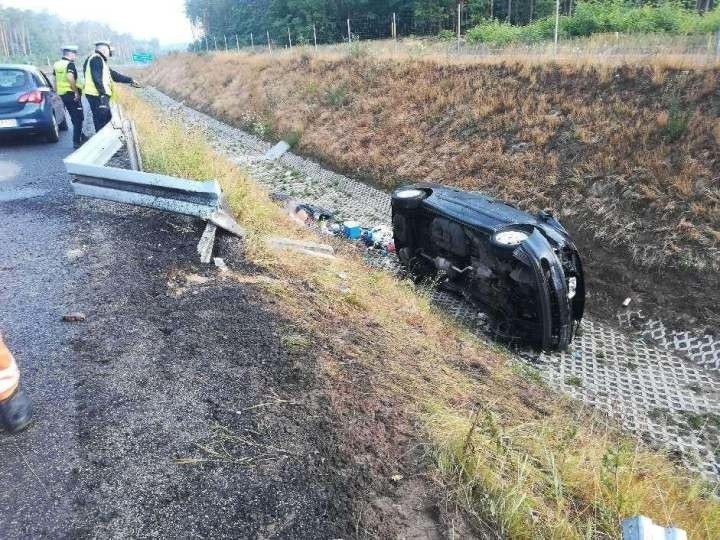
83, 40, 140, 133
53, 45, 86, 149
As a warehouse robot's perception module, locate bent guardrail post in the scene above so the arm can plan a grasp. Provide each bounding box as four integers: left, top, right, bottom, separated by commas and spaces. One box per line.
63, 116, 246, 240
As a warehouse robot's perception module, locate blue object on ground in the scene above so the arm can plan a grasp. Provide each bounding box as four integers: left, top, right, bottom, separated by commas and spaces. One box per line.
342, 221, 361, 239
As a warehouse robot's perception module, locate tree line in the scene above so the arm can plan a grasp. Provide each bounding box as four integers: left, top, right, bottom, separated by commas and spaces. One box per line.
185, 0, 718, 48
0, 6, 160, 65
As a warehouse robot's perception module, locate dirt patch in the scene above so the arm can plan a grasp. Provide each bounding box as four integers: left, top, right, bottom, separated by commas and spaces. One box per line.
63, 198, 447, 537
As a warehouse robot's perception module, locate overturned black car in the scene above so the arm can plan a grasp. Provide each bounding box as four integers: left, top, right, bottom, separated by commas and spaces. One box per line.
391, 184, 585, 351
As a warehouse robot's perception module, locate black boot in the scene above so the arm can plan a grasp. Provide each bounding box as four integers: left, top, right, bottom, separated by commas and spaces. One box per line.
0, 387, 33, 434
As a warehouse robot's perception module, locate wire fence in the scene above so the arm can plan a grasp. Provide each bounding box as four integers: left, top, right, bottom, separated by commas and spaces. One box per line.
188, 9, 720, 64
190, 9, 467, 54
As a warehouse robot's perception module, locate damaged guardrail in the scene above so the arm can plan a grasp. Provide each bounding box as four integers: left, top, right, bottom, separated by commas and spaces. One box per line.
63, 104, 336, 264
63, 107, 245, 239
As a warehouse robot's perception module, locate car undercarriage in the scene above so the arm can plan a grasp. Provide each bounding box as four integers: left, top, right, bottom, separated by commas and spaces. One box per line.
391, 184, 585, 351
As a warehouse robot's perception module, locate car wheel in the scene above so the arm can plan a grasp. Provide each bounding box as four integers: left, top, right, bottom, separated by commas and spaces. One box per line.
46, 113, 60, 143
392, 187, 428, 210
58, 115, 69, 131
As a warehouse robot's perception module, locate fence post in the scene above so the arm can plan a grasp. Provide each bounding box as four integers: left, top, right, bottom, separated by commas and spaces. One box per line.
213, 36, 217, 50
716, 30, 720, 56
288, 27, 293, 49
250, 32, 254, 51
313, 24, 318, 51
204, 36, 209, 52
224, 34, 228, 51
267, 30, 272, 55
347, 19, 352, 45
457, 3, 462, 53
236, 34, 240, 52
393, 12, 397, 40
554, 0, 560, 57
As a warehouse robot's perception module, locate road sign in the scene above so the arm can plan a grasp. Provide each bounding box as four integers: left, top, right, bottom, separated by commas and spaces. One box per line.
131, 52, 154, 64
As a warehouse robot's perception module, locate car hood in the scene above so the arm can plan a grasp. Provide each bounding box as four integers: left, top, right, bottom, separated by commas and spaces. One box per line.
412, 183, 576, 249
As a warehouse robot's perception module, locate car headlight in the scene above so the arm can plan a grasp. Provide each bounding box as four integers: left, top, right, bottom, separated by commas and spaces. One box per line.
567, 277, 577, 299
493, 230, 529, 246
394, 188, 425, 199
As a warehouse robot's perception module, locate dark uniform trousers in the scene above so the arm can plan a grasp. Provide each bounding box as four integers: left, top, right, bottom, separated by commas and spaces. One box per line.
85, 94, 111, 133
60, 92, 84, 145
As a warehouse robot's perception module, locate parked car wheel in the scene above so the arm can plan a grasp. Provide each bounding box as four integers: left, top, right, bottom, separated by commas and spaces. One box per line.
45, 113, 59, 143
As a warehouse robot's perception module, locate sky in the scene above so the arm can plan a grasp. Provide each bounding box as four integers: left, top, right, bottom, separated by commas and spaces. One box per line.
0, 0, 195, 45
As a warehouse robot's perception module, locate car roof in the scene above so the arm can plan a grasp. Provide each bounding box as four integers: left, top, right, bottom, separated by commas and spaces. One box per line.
0, 64, 38, 71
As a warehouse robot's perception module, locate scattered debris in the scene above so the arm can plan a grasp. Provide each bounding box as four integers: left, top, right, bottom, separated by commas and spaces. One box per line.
197, 223, 217, 264
213, 257, 228, 271
62, 312, 86, 322
264, 141, 291, 161
621, 515, 686, 540
266, 236, 335, 259
390, 474, 404, 483
623, 297, 632, 307
341, 221, 362, 240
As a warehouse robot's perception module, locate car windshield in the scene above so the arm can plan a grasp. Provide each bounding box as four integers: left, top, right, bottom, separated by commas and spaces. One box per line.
0, 69, 30, 94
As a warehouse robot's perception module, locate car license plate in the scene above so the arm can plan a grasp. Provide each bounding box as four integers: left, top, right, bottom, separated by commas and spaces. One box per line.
0, 119, 17, 128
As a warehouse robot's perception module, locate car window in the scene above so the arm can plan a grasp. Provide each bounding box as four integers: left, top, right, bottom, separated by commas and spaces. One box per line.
0, 69, 30, 93
38, 71, 54, 90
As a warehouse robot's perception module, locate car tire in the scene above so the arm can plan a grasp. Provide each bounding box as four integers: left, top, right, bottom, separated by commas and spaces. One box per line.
46, 113, 60, 143
392, 187, 429, 211
58, 115, 68, 132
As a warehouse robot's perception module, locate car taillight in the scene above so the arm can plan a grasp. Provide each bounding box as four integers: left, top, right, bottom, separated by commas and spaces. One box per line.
18, 90, 43, 104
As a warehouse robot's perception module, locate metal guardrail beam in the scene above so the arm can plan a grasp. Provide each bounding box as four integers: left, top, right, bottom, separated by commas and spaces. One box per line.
63, 112, 245, 238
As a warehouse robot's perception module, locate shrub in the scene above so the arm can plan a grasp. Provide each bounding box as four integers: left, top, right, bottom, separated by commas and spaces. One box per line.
663, 103, 690, 142
348, 40, 368, 58
466, 20, 525, 46
322, 85, 350, 107
465, 1, 720, 46
438, 29, 456, 42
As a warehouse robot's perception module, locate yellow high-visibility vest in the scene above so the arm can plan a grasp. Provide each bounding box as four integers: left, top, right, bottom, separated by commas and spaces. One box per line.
83, 52, 113, 97
53, 59, 72, 95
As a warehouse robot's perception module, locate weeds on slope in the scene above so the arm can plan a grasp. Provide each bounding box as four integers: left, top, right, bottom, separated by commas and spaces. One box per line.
119, 87, 720, 539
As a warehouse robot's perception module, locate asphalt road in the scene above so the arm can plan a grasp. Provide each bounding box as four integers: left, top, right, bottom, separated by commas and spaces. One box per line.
0, 127, 350, 536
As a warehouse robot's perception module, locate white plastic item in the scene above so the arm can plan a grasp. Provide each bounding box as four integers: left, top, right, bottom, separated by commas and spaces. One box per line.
621, 516, 687, 540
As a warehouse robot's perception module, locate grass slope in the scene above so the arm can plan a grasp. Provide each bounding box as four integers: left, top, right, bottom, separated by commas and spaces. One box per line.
144, 52, 720, 331
119, 86, 720, 539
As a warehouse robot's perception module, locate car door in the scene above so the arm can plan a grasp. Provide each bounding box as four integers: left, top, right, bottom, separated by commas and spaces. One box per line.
38, 69, 64, 119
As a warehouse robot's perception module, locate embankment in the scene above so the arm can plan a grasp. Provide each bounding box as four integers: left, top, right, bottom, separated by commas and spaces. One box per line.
144, 52, 720, 330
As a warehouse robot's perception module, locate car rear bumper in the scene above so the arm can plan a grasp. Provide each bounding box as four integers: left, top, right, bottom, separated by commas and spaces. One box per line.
0, 104, 52, 135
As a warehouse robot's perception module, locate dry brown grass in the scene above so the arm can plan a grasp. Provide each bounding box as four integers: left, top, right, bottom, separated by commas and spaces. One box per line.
144, 52, 719, 275
119, 87, 720, 538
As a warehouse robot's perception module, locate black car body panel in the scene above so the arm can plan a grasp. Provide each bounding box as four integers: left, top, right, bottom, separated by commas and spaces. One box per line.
391, 183, 585, 351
